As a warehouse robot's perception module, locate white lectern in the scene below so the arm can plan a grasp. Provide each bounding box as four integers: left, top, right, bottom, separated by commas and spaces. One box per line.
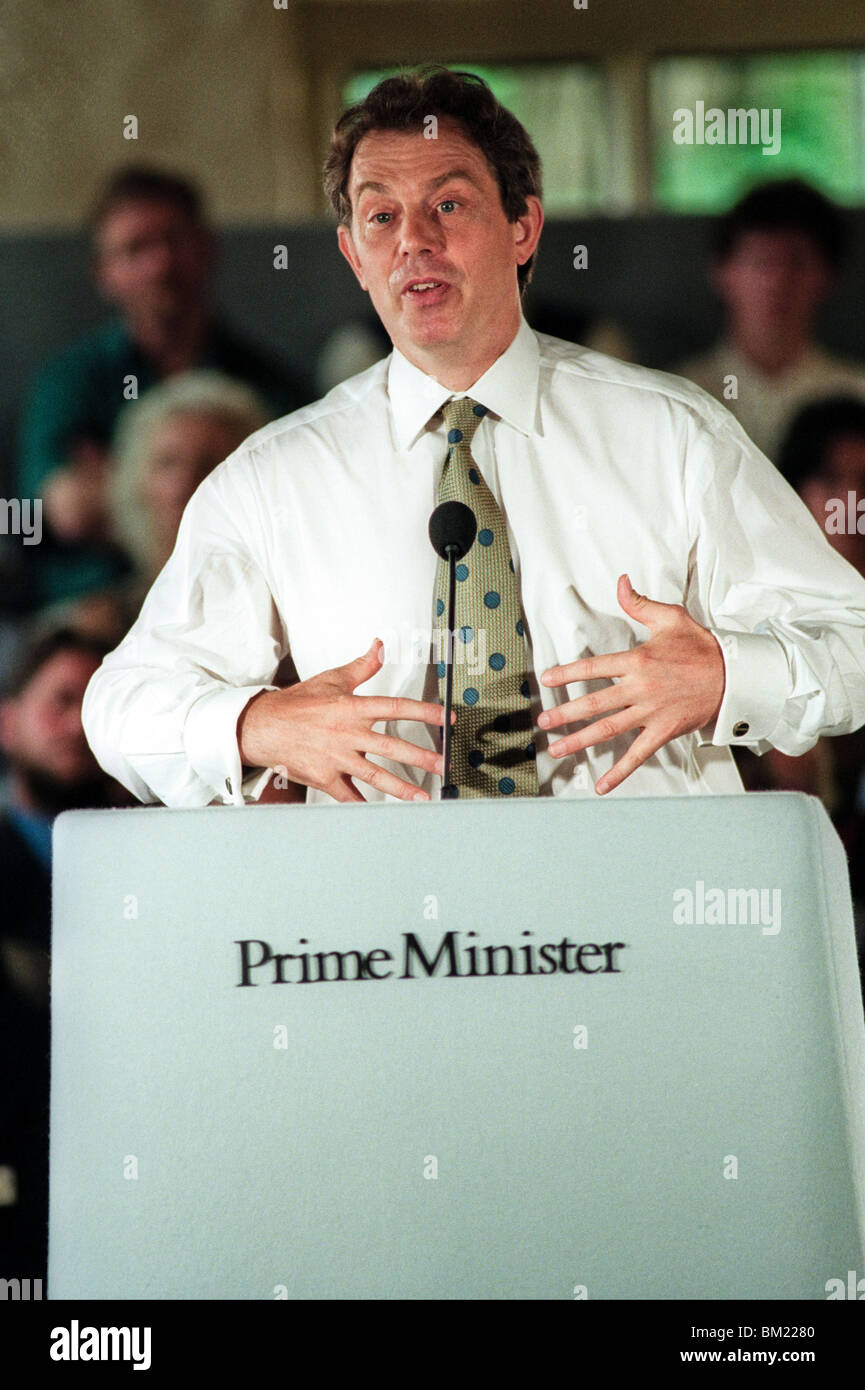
49, 793, 865, 1299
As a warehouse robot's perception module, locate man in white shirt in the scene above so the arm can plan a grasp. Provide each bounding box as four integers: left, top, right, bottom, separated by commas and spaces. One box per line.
676, 180, 865, 462
82, 68, 865, 808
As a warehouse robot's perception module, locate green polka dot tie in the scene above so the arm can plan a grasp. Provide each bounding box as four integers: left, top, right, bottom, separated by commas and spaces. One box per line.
434, 397, 539, 798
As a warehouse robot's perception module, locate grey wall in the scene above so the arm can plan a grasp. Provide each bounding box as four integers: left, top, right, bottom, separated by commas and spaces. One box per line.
4, 212, 865, 497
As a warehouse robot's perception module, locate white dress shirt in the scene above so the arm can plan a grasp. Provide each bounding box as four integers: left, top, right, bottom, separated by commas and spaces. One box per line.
82, 317, 865, 807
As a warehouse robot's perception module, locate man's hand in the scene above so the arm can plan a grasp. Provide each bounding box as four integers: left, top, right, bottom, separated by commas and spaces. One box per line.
43, 441, 112, 544
538, 574, 726, 795
237, 639, 451, 803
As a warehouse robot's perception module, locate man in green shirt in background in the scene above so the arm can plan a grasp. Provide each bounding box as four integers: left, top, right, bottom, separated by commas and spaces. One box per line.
16, 166, 305, 612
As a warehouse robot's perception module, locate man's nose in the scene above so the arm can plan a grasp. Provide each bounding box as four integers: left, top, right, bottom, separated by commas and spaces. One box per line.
398, 208, 444, 256
758, 258, 797, 287
137, 235, 176, 279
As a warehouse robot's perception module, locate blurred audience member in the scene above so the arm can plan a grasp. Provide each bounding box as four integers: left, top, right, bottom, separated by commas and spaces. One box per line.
110, 370, 268, 613
19, 372, 269, 643
316, 317, 391, 396
0, 626, 125, 1281
677, 180, 865, 460
33, 590, 137, 650
735, 395, 865, 913
526, 300, 635, 363
778, 395, 865, 573
17, 165, 306, 610
0, 627, 120, 821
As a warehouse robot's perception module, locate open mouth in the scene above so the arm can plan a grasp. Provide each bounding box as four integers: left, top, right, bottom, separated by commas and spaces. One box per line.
403, 280, 450, 304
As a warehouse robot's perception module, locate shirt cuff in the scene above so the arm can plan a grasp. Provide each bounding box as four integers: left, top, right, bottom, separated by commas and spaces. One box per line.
183, 684, 279, 806
695, 629, 791, 749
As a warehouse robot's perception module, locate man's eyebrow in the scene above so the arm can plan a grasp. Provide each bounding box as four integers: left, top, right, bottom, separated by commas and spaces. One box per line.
353, 168, 483, 201
354, 180, 388, 200
427, 168, 483, 191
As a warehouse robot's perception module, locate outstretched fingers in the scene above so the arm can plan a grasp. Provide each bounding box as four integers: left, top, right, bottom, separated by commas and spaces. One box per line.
342, 754, 432, 803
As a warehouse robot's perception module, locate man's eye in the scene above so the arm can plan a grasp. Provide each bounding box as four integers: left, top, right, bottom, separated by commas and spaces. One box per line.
371, 212, 392, 224
438, 200, 458, 213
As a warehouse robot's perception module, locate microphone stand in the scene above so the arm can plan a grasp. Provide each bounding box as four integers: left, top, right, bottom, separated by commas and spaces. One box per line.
428, 498, 476, 802
441, 546, 459, 800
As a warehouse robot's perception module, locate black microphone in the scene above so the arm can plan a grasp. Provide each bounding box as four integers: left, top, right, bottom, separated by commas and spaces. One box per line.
429, 500, 477, 563
429, 501, 477, 799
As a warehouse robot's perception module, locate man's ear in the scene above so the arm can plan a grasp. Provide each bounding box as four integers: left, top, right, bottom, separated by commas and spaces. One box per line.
513, 195, 544, 269
337, 224, 367, 291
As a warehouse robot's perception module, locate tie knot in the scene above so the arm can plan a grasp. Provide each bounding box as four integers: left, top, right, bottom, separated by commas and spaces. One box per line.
442, 396, 488, 449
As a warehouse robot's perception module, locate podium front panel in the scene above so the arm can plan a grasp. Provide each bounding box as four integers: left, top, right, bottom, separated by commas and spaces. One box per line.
49, 794, 865, 1299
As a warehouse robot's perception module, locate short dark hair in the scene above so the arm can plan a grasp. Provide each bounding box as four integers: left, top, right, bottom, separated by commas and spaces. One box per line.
89, 165, 206, 237
323, 66, 542, 292
1, 626, 110, 700
714, 179, 847, 270
778, 395, 865, 491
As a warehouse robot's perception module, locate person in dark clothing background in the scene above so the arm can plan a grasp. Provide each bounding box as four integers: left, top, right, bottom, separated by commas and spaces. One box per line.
0, 626, 126, 1281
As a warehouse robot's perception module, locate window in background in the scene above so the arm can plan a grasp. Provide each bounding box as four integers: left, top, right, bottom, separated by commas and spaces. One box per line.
651, 51, 865, 212
343, 64, 610, 215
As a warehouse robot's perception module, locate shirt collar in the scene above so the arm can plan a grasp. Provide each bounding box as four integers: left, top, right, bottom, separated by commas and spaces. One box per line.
388, 315, 540, 451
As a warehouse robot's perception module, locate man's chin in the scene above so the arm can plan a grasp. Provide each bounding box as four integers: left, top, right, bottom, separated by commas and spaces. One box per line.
131, 290, 188, 324
392, 316, 465, 355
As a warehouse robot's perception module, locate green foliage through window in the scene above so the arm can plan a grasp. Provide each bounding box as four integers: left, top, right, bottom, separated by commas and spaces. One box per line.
651, 52, 865, 212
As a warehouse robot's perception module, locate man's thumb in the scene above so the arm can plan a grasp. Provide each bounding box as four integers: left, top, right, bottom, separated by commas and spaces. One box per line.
617, 573, 674, 629
341, 638, 384, 689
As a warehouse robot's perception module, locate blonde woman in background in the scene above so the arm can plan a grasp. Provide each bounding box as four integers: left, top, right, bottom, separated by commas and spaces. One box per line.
26, 371, 270, 647
111, 369, 269, 600
110, 370, 304, 803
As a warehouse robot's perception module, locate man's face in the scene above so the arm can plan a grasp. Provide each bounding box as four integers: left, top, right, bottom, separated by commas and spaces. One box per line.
337, 119, 542, 375
800, 433, 865, 573
714, 229, 831, 337
0, 649, 103, 788
94, 199, 212, 323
